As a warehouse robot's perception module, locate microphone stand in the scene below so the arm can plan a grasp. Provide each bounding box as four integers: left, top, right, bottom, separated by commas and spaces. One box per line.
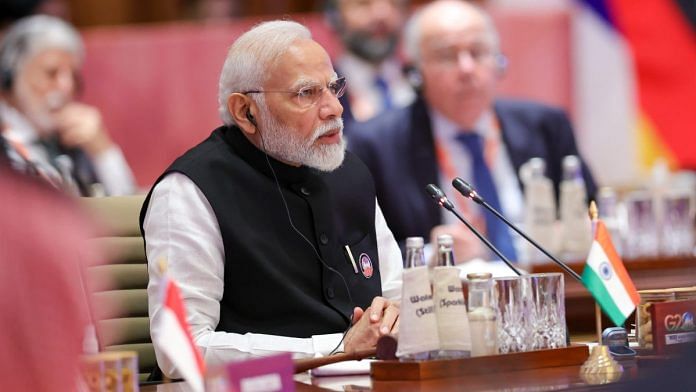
425, 184, 522, 276
452, 177, 582, 283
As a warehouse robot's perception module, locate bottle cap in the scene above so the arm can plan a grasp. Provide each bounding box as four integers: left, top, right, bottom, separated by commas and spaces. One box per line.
436, 234, 453, 247
406, 236, 424, 248
466, 272, 493, 280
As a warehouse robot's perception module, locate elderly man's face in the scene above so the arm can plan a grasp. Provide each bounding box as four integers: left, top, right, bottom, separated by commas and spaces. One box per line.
418, 3, 499, 128
255, 39, 346, 171
13, 48, 79, 134
337, 0, 408, 63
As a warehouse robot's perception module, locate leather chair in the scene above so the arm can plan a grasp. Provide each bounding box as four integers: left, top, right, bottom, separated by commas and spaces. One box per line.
80, 195, 156, 382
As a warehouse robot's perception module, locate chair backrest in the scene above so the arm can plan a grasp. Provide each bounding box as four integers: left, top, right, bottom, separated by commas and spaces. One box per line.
79, 195, 155, 382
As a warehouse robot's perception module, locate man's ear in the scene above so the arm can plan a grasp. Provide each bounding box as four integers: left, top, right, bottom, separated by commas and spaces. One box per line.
228, 93, 257, 135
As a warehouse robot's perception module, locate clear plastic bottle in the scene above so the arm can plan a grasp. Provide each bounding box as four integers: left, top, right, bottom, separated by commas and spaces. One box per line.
397, 237, 440, 361
559, 155, 592, 259
436, 234, 456, 267
467, 272, 498, 356
432, 235, 470, 359
522, 157, 558, 263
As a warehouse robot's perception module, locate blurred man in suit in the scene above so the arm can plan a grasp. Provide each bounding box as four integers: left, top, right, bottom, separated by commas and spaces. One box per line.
0, 15, 135, 195
348, 0, 596, 263
325, 0, 415, 123
142, 20, 402, 379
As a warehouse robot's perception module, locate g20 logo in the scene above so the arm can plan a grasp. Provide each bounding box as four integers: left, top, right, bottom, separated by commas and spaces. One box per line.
664, 312, 695, 332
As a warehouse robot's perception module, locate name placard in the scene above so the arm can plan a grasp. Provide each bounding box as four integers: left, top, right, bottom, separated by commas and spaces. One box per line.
225, 353, 294, 392
649, 299, 696, 354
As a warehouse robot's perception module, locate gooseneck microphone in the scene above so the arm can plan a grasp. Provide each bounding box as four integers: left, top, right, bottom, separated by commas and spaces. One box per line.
425, 184, 522, 276
452, 177, 582, 283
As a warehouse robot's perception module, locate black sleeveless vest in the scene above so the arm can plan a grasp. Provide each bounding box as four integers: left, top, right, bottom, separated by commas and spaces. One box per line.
141, 126, 382, 337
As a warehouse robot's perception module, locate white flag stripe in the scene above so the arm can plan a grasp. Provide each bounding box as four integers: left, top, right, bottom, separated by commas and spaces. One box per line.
155, 309, 205, 392
586, 242, 636, 317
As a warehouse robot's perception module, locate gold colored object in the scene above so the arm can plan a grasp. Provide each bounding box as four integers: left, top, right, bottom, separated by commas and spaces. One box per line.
579, 345, 623, 385
80, 351, 139, 392
588, 201, 598, 221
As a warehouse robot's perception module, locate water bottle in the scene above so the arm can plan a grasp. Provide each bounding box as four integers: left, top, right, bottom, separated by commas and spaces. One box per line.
397, 237, 440, 361
522, 157, 558, 263
432, 235, 471, 359
559, 155, 592, 259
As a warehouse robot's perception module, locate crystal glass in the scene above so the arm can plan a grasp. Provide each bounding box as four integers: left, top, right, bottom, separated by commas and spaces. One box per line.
624, 191, 659, 259
494, 276, 531, 353
660, 191, 694, 257
528, 273, 566, 350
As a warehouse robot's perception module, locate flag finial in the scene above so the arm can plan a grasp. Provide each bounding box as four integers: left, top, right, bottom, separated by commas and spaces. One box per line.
589, 200, 599, 222
158, 258, 168, 275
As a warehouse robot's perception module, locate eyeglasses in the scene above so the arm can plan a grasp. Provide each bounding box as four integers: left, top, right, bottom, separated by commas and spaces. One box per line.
242, 77, 347, 109
424, 45, 496, 67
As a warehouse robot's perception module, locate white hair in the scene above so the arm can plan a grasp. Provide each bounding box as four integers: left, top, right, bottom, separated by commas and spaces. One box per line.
217, 20, 312, 125
0, 15, 84, 80
403, 0, 500, 65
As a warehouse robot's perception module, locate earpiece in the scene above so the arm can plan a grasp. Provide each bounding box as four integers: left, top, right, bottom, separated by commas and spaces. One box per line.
0, 69, 13, 91
246, 110, 257, 127
495, 53, 508, 76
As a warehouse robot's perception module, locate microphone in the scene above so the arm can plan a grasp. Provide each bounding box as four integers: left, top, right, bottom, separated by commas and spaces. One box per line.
452, 177, 582, 283
425, 184, 522, 276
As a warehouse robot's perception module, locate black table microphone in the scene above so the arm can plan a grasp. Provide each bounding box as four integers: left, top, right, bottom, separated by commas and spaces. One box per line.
451, 177, 582, 283
425, 184, 522, 276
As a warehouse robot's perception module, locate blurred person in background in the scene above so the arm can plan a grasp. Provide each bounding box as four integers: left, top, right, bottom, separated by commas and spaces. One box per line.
347, 0, 596, 263
0, 14, 135, 196
325, 0, 415, 124
0, 166, 92, 391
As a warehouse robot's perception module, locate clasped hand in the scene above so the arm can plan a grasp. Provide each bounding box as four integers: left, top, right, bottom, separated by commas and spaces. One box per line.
343, 296, 399, 353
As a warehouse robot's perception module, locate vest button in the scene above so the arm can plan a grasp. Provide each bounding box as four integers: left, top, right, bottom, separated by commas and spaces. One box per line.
327, 287, 335, 299
300, 187, 310, 196
319, 233, 328, 245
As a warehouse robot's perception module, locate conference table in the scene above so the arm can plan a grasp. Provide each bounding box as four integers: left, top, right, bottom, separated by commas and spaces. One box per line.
140, 256, 695, 391
140, 364, 635, 391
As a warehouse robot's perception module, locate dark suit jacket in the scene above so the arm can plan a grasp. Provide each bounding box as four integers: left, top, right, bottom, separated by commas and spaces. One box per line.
346, 96, 598, 245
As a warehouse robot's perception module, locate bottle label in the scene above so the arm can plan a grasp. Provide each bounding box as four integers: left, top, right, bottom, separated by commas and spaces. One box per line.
396, 267, 440, 358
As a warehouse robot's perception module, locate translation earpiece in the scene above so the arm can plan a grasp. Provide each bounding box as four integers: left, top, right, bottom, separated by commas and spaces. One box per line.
246, 110, 257, 127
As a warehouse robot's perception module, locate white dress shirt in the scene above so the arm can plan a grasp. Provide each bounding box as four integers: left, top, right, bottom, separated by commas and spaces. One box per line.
337, 53, 415, 122
0, 101, 136, 196
430, 108, 525, 257
144, 172, 403, 378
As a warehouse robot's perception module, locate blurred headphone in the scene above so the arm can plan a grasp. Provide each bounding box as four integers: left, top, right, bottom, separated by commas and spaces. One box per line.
0, 34, 29, 92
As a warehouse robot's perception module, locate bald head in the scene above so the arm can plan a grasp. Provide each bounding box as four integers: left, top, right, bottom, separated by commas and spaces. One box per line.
403, 0, 502, 128
404, 0, 499, 66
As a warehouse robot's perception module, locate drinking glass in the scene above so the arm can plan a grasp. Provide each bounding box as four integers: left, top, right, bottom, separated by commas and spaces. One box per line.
528, 273, 566, 350
494, 276, 531, 353
624, 191, 659, 259
661, 191, 694, 257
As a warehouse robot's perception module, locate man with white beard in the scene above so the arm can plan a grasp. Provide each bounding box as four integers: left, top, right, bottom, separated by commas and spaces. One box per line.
0, 15, 135, 196
141, 20, 402, 379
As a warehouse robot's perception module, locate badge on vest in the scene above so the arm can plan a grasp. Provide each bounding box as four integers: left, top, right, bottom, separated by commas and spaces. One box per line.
359, 253, 373, 279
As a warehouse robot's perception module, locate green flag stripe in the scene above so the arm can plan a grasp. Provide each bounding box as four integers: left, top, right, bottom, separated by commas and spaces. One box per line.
582, 267, 627, 326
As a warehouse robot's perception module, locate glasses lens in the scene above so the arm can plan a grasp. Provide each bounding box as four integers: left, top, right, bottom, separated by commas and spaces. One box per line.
330, 77, 347, 98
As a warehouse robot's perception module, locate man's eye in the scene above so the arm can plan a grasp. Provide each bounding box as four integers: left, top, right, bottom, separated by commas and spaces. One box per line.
297, 86, 320, 98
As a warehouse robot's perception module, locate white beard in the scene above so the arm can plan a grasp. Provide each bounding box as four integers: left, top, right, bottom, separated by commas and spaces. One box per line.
256, 100, 346, 172
14, 79, 68, 135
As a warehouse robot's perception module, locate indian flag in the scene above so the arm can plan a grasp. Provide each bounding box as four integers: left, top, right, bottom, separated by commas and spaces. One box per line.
581, 220, 640, 327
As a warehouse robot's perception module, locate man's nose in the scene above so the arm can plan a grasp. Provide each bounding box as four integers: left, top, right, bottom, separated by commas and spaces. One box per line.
318, 90, 344, 120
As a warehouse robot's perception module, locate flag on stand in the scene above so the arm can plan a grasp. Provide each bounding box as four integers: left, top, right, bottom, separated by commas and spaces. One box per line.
152, 275, 206, 392
581, 220, 640, 327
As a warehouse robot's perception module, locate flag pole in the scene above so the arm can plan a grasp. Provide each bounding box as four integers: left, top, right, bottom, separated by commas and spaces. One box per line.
588, 201, 602, 343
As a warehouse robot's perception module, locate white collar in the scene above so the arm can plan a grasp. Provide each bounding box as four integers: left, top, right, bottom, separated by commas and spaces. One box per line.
430, 107, 495, 142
